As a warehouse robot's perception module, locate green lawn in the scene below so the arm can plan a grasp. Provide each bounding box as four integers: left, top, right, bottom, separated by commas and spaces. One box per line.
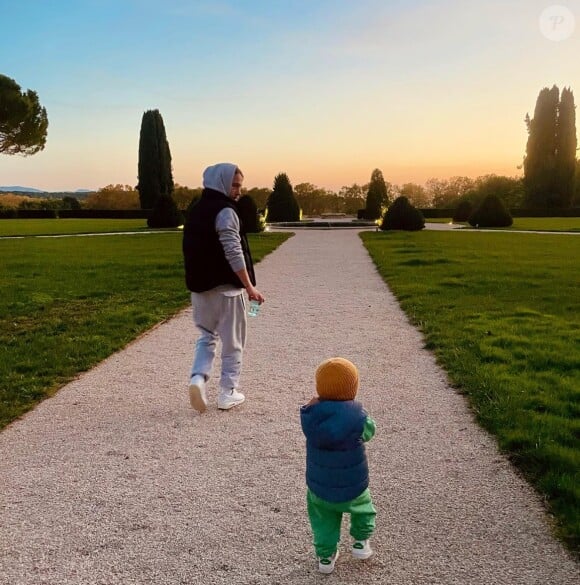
428, 217, 580, 231
0, 218, 151, 237
0, 231, 290, 429
361, 230, 580, 552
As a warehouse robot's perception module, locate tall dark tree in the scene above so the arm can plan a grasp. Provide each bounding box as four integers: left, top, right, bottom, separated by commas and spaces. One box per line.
0, 74, 48, 155
147, 194, 183, 228
524, 86, 559, 207
364, 168, 389, 219
136, 109, 174, 209
555, 87, 577, 208
266, 173, 300, 221
523, 85, 578, 208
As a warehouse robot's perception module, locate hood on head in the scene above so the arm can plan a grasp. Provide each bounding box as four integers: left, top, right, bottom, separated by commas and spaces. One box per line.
203, 163, 239, 196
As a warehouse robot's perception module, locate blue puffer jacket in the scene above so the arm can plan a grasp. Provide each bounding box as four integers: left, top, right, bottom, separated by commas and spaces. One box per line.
300, 400, 369, 503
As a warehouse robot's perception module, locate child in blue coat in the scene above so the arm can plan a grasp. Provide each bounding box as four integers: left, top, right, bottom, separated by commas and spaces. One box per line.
300, 357, 376, 574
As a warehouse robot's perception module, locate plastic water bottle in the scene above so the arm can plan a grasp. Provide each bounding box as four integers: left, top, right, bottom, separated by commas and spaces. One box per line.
248, 300, 261, 317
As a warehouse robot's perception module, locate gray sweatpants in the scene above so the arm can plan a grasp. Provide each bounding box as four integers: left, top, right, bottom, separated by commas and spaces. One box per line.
190, 290, 247, 391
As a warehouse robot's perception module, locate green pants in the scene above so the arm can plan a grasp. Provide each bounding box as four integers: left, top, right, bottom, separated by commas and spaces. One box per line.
307, 488, 376, 558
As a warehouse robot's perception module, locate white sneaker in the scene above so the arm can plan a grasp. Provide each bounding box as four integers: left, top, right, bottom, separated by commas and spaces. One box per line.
217, 388, 245, 410
188, 375, 207, 413
351, 539, 373, 559
318, 549, 339, 574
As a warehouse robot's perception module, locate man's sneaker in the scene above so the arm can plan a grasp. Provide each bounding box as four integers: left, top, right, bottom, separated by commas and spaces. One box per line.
351, 539, 373, 560
318, 549, 339, 574
188, 375, 207, 413
217, 388, 245, 410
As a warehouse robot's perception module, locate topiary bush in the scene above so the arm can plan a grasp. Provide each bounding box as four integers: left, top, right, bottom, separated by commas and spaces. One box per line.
453, 199, 472, 222
147, 194, 184, 228
237, 194, 264, 233
380, 196, 425, 231
266, 173, 300, 222
468, 194, 513, 227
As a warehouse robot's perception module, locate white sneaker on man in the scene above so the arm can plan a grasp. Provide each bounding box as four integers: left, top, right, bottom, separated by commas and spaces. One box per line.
189, 375, 208, 413
217, 388, 245, 410
351, 539, 373, 559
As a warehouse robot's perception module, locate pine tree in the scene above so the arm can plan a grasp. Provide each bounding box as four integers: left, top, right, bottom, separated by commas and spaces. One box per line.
0, 74, 48, 156
136, 109, 174, 209
266, 173, 300, 221
364, 168, 389, 219
555, 87, 577, 208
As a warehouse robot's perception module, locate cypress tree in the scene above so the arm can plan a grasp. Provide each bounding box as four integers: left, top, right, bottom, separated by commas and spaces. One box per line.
364, 168, 389, 219
524, 86, 559, 207
266, 173, 300, 221
136, 109, 174, 209
555, 87, 577, 208
147, 194, 183, 228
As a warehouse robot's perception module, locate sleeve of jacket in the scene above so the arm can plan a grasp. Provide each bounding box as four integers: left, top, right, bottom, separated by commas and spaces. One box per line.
361, 416, 376, 442
215, 207, 246, 273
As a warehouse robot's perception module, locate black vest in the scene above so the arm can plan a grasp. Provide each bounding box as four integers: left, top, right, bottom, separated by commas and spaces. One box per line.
182, 189, 256, 293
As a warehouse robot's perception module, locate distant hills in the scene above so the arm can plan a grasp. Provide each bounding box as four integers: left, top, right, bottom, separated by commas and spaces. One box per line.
0, 185, 47, 193
0, 186, 95, 198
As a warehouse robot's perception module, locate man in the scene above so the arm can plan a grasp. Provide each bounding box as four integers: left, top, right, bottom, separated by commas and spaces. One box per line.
183, 162, 265, 413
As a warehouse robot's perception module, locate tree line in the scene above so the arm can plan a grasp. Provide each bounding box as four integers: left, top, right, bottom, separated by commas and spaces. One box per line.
1, 75, 578, 222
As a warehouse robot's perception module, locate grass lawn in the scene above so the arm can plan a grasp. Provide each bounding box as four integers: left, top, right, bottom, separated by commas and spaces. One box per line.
361, 230, 580, 552
430, 218, 580, 231
0, 231, 290, 429
0, 218, 152, 237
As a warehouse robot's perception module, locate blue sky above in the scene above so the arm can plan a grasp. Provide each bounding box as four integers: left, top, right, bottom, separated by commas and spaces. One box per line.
1, 0, 579, 191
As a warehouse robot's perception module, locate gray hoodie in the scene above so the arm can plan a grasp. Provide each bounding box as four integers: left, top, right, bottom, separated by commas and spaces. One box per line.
202, 163, 245, 293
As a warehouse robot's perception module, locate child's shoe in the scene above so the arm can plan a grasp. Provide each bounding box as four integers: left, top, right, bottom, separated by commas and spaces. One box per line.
318, 549, 339, 574
351, 539, 373, 559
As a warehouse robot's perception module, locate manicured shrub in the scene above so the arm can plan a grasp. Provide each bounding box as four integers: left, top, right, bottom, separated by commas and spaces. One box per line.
453, 199, 473, 222
237, 195, 263, 233
266, 173, 300, 222
468, 194, 513, 227
147, 194, 183, 228
380, 196, 425, 231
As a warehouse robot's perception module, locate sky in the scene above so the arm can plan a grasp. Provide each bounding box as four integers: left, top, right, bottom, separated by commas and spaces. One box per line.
1, 0, 579, 192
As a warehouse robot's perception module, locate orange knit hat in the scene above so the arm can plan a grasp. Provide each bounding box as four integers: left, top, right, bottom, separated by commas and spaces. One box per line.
315, 357, 359, 401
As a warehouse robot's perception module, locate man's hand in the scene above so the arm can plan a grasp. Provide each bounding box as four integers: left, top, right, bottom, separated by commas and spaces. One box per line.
246, 284, 265, 304
234, 268, 265, 304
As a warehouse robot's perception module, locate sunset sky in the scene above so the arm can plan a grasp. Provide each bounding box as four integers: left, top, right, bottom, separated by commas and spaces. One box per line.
1, 0, 579, 192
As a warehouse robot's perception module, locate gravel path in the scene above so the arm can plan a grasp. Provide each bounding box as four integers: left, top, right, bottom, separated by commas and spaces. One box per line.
1, 229, 578, 585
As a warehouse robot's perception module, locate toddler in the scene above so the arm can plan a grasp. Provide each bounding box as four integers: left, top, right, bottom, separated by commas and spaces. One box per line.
300, 357, 376, 574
